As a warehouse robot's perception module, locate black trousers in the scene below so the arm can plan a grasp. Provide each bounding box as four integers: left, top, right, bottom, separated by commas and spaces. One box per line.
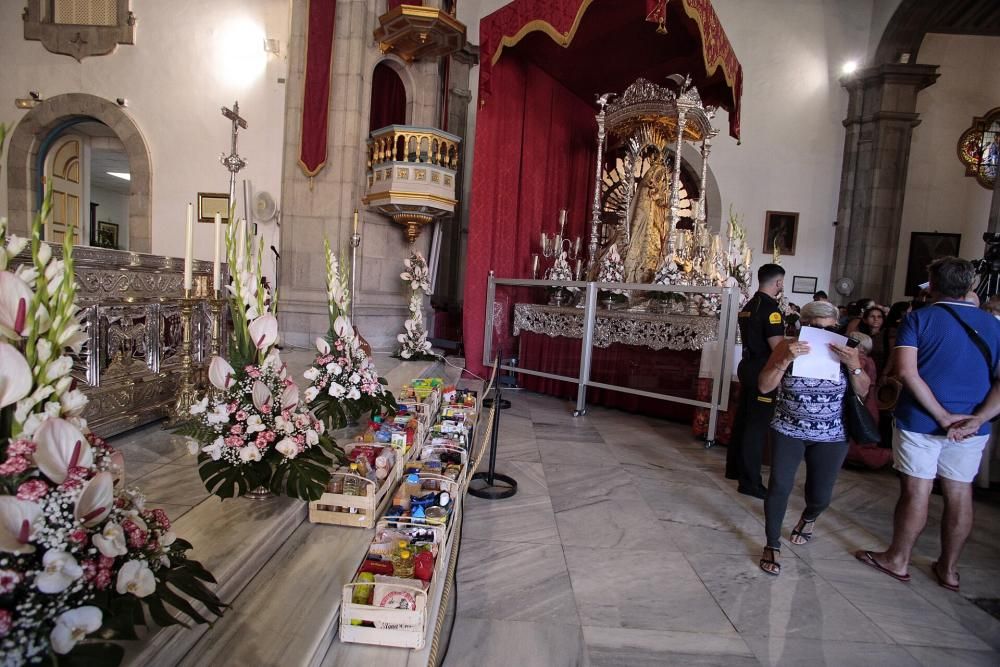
764, 429, 849, 549
725, 360, 775, 490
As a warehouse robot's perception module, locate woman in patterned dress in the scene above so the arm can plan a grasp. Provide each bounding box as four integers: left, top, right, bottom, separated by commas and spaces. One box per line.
755, 300, 871, 575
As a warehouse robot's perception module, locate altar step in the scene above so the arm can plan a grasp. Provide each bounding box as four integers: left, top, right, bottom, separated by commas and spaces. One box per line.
121, 352, 455, 667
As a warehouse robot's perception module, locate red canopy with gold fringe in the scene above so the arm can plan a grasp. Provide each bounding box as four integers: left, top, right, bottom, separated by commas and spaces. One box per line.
298, 0, 337, 178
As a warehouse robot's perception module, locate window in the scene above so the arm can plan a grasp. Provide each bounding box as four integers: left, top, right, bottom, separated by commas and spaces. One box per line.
958, 107, 1000, 190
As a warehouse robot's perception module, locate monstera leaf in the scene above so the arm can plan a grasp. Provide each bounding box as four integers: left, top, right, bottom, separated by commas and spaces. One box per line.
267, 447, 334, 500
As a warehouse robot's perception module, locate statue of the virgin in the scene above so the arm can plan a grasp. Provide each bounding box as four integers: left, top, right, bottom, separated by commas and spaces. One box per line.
623, 161, 670, 283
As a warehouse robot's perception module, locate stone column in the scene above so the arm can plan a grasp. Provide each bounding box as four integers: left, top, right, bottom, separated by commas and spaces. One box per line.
989, 165, 1000, 234
830, 64, 939, 303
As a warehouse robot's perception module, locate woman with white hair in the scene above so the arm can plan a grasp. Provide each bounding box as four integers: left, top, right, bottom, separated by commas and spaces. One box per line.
756, 300, 871, 575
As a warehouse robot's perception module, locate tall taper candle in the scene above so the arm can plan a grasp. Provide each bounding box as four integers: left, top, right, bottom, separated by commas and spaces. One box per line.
212, 212, 222, 292
531, 254, 540, 279
183, 203, 194, 291
353, 209, 359, 234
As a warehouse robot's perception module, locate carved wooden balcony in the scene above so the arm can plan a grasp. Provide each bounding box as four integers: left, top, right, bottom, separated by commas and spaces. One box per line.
364, 124, 462, 243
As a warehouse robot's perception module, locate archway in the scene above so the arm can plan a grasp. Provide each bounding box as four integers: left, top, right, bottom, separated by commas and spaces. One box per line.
6, 93, 152, 253
369, 60, 408, 132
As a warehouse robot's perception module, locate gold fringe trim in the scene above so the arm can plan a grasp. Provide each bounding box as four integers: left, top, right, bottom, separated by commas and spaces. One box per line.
489, 0, 597, 66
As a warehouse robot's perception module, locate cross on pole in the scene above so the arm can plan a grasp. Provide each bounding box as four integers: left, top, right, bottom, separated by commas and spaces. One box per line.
220, 101, 248, 211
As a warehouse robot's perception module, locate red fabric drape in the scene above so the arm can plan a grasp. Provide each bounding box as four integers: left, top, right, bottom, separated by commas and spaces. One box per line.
387, 0, 422, 9
369, 63, 408, 132
298, 0, 337, 177
464, 58, 596, 375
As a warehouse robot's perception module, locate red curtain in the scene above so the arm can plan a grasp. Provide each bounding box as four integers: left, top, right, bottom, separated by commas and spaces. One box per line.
298, 0, 337, 177
463, 58, 597, 375
369, 63, 408, 132
387, 0, 422, 9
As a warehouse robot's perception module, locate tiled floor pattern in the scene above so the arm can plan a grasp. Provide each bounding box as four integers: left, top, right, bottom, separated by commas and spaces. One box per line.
444, 391, 1000, 667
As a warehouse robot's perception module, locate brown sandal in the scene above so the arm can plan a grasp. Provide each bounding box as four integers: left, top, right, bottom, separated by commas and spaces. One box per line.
759, 546, 781, 576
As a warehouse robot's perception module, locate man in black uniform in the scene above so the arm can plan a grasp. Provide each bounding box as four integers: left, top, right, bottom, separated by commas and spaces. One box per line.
726, 264, 786, 499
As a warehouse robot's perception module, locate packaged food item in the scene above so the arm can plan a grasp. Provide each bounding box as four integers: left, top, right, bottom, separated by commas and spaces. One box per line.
413, 551, 435, 581
359, 559, 394, 576
372, 576, 427, 630
392, 547, 415, 578
404, 473, 422, 499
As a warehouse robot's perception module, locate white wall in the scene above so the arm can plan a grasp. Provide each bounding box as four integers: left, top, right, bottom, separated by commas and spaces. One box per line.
0, 0, 289, 282
458, 0, 876, 306
892, 33, 1000, 300
91, 185, 129, 249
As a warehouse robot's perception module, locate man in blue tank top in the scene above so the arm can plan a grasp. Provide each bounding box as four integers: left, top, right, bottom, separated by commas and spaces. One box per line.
856, 258, 1000, 591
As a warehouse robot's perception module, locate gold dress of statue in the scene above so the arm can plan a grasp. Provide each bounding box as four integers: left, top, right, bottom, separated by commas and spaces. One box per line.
623, 162, 670, 283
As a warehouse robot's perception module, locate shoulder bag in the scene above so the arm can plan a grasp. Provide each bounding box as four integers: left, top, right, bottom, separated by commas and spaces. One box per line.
935, 303, 998, 422
842, 365, 880, 444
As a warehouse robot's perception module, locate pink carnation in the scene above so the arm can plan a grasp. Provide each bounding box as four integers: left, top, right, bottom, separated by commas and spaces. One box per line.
94, 569, 112, 590
0, 609, 11, 637
230, 424, 244, 436
225, 435, 243, 448
15, 480, 49, 501
0, 456, 30, 476
235, 410, 248, 422
0, 570, 21, 594
151, 509, 171, 529
128, 530, 148, 549
7, 439, 36, 456
69, 529, 88, 544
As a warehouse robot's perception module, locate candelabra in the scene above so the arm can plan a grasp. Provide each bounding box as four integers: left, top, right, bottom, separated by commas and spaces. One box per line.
167, 290, 200, 424
207, 293, 226, 398
538, 209, 584, 279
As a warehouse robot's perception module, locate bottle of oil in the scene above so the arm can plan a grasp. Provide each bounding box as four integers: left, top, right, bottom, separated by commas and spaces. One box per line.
392, 547, 415, 578
343, 463, 362, 513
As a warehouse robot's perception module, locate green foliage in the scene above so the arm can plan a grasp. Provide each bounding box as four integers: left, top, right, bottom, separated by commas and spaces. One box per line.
267, 446, 335, 501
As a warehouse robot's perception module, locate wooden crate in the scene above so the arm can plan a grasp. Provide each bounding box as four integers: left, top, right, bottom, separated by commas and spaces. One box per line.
308, 463, 401, 529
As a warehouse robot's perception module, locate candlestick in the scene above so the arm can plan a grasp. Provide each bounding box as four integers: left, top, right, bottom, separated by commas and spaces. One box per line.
353, 209, 359, 235
184, 203, 194, 291
212, 212, 222, 293
574, 236, 582, 259
559, 209, 567, 227
531, 254, 540, 279
574, 259, 583, 281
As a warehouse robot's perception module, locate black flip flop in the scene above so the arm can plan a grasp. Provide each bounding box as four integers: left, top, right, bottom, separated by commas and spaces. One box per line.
854, 550, 911, 582
931, 562, 960, 592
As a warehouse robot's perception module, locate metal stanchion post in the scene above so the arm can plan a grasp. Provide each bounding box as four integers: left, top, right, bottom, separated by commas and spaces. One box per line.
574, 281, 598, 417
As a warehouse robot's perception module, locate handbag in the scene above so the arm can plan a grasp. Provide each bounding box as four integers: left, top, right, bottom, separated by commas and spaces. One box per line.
842, 365, 880, 444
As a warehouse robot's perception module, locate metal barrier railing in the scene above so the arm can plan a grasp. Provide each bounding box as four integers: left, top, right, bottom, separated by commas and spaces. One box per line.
482, 274, 740, 444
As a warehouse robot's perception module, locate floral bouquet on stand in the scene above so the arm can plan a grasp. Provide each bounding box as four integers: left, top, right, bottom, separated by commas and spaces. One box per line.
545, 251, 578, 307
648, 253, 687, 313
175, 221, 340, 501
725, 206, 753, 306
0, 133, 222, 664
303, 240, 395, 431
396, 251, 436, 361
596, 243, 628, 308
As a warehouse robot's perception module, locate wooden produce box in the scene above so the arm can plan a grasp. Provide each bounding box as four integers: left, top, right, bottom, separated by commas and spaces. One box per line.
308, 462, 402, 529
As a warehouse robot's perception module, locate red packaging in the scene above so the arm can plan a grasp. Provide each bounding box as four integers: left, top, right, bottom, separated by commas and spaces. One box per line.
413, 551, 435, 582
348, 445, 382, 468
359, 559, 394, 576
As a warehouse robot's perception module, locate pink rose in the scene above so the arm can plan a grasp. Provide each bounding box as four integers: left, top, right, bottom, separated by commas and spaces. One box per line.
15, 479, 49, 501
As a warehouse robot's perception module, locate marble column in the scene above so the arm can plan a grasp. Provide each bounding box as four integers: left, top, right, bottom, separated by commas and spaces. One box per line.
830, 64, 939, 303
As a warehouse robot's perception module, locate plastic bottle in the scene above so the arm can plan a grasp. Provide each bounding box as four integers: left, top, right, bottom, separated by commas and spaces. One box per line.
404, 473, 422, 501
392, 546, 415, 578
343, 463, 362, 513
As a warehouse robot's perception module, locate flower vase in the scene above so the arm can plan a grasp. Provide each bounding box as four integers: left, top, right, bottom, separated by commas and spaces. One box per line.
245, 485, 274, 500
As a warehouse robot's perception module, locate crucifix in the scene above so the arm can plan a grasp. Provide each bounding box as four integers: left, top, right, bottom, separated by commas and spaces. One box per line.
220, 101, 248, 212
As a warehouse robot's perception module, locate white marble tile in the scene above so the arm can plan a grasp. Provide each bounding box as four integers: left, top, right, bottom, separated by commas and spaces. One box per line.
538, 438, 618, 468
462, 493, 562, 545
456, 539, 580, 625
474, 459, 548, 497
745, 637, 921, 666
112, 424, 192, 463
582, 626, 757, 667
903, 646, 1000, 667
564, 548, 734, 634
689, 554, 895, 643
131, 463, 212, 506
441, 618, 585, 667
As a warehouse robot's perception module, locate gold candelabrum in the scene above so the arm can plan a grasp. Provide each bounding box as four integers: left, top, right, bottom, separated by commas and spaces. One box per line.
167, 289, 200, 424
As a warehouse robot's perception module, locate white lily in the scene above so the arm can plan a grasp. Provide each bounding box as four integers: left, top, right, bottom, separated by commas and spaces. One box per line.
281, 384, 299, 411
0, 343, 32, 409
333, 315, 353, 339
251, 380, 273, 412
34, 417, 93, 484
51, 606, 102, 654
36, 550, 83, 593
74, 472, 113, 527
315, 337, 330, 355
238, 446, 262, 463
93, 521, 128, 557
0, 497, 41, 553
248, 313, 278, 351
0, 272, 33, 337
208, 356, 236, 391
275, 438, 298, 458
116, 560, 156, 598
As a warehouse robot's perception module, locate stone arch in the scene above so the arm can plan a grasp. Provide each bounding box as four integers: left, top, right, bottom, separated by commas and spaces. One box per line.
677, 142, 722, 233
369, 55, 417, 127
6, 93, 152, 253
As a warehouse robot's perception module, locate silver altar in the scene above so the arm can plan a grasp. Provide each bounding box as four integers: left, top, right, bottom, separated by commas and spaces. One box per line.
14, 245, 225, 437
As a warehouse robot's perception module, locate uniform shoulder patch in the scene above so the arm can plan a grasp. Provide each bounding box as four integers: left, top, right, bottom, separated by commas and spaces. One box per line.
768, 312, 782, 325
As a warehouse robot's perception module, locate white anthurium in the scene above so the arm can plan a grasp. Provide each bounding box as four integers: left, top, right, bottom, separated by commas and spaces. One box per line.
36, 550, 83, 594
0, 343, 32, 409
275, 438, 298, 458
0, 272, 33, 337
248, 313, 279, 351
74, 472, 113, 528
281, 384, 299, 411
251, 380, 273, 413
34, 417, 93, 484
0, 497, 41, 554
315, 337, 330, 355
50, 606, 103, 655
208, 356, 236, 391
92, 521, 128, 558
116, 560, 156, 598
333, 315, 353, 340
238, 446, 262, 463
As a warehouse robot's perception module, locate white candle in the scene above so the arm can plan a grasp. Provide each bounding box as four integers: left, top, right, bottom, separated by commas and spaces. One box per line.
353, 209, 359, 235
559, 209, 567, 226
183, 203, 194, 292
531, 254, 540, 279
212, 212, 222, 293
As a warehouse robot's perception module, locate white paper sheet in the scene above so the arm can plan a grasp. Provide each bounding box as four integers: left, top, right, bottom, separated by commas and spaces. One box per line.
791, 326, 848, 381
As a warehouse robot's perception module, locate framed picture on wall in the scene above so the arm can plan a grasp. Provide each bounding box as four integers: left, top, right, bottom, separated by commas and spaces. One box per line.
904, 232, 961, 296
763, 210, 799, 256
198, 192, 231, 223
95, 221, 119, 249
791, 275, 818, 294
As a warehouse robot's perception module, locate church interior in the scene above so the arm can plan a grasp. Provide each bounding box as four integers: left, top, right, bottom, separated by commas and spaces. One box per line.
2, 0, 1000, 665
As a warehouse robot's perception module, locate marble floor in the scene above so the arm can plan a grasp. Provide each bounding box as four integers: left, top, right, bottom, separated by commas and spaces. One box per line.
445, 391, 1000, 667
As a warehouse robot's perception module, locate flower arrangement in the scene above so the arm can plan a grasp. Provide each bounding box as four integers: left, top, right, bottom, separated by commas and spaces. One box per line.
303, 240, 395, 430
725, 206, 753, 305
396, 251, 436, 361
596, 243, 627, 299
175, 219, 340, 500
0, 125, 222, 665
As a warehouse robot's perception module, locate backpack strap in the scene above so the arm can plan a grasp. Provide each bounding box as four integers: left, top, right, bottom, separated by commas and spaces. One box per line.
935, 303, 995, 381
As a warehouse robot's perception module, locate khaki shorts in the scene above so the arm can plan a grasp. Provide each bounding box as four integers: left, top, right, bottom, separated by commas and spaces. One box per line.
893, 428, 988, 483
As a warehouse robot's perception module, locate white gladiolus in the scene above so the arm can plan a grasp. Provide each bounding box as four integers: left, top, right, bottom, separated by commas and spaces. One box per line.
59, 389, 88, 417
